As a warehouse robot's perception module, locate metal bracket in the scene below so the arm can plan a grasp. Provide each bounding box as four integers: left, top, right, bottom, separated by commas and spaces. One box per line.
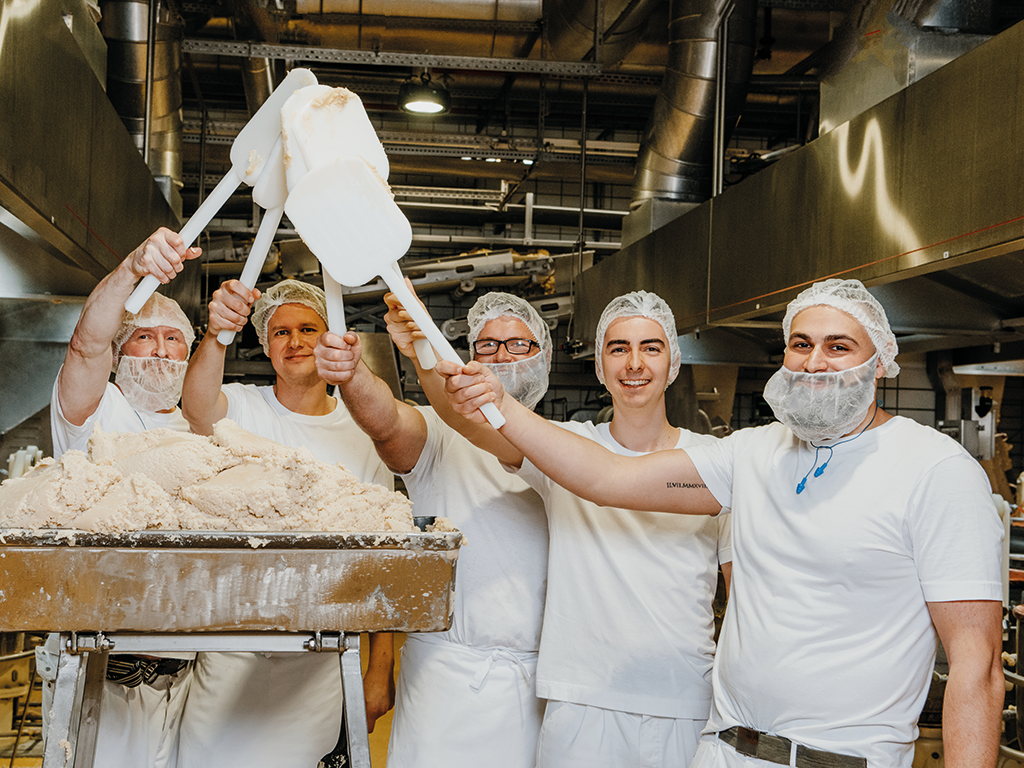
66, 632, 113, 654
303, 631, 344, 653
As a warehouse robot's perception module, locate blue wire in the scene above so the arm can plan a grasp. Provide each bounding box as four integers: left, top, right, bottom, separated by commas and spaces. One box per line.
795, 400, 881, 494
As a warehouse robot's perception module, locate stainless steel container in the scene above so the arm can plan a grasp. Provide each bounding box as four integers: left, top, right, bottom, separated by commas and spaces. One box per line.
0, 529, 461, 633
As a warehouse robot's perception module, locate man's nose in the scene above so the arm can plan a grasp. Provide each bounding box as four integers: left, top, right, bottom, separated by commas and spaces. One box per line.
153, 335, 169, 358
626, 348, 643, 370
804, 346, 829, 372
493, 342, 514, 363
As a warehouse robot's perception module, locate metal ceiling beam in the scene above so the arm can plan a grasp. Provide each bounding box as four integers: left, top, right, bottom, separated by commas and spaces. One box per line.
182, 39, 604, 76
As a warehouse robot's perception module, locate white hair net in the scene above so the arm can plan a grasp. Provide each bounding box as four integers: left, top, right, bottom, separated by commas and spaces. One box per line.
251, 279, 328, 355
467, 292, 552, 410
594, 291, 681, 386
783, 279, 900, 378
467, 292, 552, 367
112, 292, 195, 372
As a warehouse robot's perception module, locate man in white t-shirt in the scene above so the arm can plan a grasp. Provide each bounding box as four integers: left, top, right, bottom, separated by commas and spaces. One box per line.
313, 291, 552, 768
438, 279, 1004, 768
45, 226, 202, 768
177, 278, 396, 768
348, 289, 732, 768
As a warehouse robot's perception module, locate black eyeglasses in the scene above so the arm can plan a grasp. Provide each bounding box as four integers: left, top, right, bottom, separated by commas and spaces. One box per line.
472, 338, 539, 356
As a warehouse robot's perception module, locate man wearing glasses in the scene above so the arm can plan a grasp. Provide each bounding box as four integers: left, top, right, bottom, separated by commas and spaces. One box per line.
315, 291, 552, 768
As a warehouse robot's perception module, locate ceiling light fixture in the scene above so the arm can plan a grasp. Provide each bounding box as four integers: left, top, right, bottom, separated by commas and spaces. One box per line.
398, 71, 451, 115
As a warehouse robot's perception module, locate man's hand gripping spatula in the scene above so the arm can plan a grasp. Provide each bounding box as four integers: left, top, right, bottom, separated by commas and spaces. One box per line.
285, 157, 506, 429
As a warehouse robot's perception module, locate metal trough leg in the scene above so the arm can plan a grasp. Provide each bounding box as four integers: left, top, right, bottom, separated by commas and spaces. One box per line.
341, 633, 370, 768
42, 635, 108, 768
43, 634, 83, 768
73, 649, 108, 768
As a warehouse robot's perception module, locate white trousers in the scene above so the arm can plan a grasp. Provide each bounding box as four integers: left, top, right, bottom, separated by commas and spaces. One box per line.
176, 651, 343, 768
387, 634, 544, 768
536, 700, 705, 768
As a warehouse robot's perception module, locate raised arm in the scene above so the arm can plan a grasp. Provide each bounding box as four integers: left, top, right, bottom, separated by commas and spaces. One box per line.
58, 228, 200, 425
314, 330, 427, 473
182, 279, 255, 434
928, 600, 1004, 768
437, 359, 720, 515
383, 291, 526, 467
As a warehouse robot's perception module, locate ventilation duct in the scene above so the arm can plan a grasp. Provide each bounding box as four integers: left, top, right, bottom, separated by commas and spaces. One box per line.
241, 57, 275, 114
101, 0, 184, 218
630, 0, 756, 211
545, 0, 662, 64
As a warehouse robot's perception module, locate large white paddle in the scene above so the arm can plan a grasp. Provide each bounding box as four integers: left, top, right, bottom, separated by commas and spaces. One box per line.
285, 157, 505, 429
126, 67, 317, 314
281, 85, 433, 362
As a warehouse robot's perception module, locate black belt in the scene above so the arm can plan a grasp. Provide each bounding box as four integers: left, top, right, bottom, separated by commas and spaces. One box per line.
719, 727, 867, 768
105, 655, 191, 688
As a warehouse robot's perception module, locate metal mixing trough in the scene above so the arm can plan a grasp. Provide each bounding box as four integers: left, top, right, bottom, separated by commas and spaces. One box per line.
0, 528, 462, 768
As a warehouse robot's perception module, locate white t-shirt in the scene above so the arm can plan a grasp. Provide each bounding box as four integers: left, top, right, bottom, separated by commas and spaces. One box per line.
687, 417, 1003, 768
402, 406, 548, 652
222, 383, 393, 490
51, 374, 189, 458
518, 421, 731, 720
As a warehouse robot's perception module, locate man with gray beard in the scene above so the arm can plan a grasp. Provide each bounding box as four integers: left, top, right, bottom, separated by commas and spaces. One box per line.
45, 227, 201, 768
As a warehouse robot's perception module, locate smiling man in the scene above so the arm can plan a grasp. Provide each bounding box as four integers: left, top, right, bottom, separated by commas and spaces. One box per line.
372, 289, 732, 768
438, 278, 1004, 768
178, 277, 396, 768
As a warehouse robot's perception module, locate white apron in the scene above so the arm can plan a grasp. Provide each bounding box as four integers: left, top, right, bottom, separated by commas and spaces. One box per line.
388, 634, 544, 768
175, 651, 343, 768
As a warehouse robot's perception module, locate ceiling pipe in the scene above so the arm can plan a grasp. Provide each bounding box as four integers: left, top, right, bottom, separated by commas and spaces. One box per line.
630, 0, 756, 208
101, 0, 185, 216
545, 0, 662, 64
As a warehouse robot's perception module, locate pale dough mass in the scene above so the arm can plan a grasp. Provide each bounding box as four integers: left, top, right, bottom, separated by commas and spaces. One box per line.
0, 419, 415, 533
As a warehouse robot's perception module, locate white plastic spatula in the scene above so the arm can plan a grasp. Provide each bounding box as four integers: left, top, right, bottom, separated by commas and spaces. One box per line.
281, 85, 435, 364
216, 135, 289, 346
125, 67, 317, 315
289, 86, 389, 180
285, 157, 505, 429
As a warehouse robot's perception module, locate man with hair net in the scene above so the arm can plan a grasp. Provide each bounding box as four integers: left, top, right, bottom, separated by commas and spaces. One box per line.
313, 289, 551, 768
177, 277, 396, 768
47, 226, 201, 768
438, 278, 1004, 768
331, 288, 731, 768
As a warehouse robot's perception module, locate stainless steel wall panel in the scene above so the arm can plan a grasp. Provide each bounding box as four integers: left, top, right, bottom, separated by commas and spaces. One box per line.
584, 20, 1024, 337
576, 204, 712, 346
0, 0, 178, 280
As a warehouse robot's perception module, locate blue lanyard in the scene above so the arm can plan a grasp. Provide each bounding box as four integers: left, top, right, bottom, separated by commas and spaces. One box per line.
795, 401, 881, 494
